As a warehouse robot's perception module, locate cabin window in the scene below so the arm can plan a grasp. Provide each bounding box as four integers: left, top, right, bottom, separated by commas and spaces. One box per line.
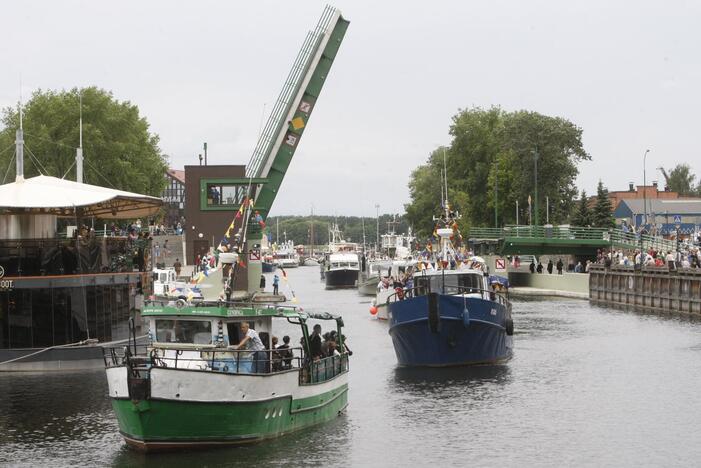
159, 273, 168, 283
155, 319, 212, 344
415, 273, 483, 293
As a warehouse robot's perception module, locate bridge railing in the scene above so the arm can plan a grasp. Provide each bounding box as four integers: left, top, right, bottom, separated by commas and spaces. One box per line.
466, 225, 677, 252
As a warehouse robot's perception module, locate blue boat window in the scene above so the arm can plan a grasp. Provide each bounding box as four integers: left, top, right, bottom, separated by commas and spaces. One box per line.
416, 273, 483, 294
155, 319, 212, 344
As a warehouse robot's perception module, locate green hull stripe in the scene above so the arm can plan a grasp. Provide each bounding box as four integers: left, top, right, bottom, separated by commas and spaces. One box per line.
111, 384, 348, 445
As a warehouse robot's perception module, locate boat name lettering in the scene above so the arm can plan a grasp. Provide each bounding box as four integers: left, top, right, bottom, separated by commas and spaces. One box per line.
0, 279, 14, 291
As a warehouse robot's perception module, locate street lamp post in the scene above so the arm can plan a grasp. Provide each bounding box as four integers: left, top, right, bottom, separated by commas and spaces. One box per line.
533, 147, 540, 226
494, 169, 498, 228
375, 204, 380, 250
640, 149, 650, 266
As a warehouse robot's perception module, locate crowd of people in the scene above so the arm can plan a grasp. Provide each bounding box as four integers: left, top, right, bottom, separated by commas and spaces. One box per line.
595, 246, 701, 269
229, 322, 350, 375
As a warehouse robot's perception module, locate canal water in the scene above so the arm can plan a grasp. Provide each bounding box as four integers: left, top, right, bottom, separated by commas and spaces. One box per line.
2, 266, 701, 467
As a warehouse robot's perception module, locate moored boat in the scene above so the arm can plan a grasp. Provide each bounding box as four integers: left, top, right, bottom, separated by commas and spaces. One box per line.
104, 301, 350, 451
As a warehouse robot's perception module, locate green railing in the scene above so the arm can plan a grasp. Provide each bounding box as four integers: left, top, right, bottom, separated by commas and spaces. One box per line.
465, 225, 677, 252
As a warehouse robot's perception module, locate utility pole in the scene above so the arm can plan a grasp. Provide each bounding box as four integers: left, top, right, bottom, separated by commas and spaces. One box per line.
546, 196, 550, 224
533, 147, 540, 226
204, 142, 208, 166
516, 200, 519, 225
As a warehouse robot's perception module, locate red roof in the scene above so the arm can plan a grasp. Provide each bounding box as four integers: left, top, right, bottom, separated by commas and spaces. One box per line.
167, 169, 185, 184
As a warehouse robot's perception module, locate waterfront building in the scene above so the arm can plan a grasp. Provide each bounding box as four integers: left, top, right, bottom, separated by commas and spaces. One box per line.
0, 173, 162, 370
613, 199, 701, 235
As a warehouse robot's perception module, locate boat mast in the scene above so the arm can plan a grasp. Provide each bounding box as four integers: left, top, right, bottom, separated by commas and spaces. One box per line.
15, 98, 24, 182
76, 93, 84, 183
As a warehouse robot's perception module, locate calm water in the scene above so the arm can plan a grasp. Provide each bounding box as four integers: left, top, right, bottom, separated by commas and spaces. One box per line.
2, 267, 701, 467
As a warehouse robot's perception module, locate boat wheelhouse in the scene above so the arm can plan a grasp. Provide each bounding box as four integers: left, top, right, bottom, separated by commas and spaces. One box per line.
104, 301, 350, 451
322, 223, 360, 289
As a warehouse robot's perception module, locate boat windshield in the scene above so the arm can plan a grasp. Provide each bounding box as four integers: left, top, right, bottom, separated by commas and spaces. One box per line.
155, 319, 212, 344
415, 273, 483, 294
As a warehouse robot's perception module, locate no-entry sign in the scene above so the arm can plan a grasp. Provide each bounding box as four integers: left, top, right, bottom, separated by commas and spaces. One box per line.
495, 258, 506, 271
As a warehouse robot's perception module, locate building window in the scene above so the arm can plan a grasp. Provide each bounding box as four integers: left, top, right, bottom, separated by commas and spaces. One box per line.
206, 183, 246, 207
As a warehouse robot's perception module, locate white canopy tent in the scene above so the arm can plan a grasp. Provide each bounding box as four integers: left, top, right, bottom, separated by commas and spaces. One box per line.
0, 175, 162, 219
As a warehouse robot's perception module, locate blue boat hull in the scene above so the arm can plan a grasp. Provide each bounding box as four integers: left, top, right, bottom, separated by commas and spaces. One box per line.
388, 294, 513, 367
262, 262, 276, 273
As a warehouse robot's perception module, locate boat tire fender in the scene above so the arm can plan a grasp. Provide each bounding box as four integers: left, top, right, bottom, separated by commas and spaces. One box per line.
428, 292, 440, 334
505, 317, 514, 336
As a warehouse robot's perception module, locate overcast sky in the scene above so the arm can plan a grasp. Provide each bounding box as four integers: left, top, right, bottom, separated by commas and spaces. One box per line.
2, 0, 700, 217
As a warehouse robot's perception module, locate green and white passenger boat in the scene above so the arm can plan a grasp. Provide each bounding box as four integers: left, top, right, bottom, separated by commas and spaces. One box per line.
104, 302, 349, 451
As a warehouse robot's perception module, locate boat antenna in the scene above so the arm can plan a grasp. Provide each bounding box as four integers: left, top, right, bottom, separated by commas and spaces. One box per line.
76, 92, 84, 183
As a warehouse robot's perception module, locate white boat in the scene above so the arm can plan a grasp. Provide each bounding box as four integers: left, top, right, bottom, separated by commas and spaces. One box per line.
360, 221, 415, 297
152, 267, 203, 301
322, 224, 360, 289
273, 240, 299, 268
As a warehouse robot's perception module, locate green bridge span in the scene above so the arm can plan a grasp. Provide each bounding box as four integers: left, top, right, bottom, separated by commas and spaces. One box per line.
466, 225, 676, 256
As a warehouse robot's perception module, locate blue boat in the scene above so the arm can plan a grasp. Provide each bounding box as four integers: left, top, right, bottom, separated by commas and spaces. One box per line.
385, 201, 514, 367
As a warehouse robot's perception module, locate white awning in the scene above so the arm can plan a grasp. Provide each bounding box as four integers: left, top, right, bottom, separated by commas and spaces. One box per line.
0, 175, 163, 219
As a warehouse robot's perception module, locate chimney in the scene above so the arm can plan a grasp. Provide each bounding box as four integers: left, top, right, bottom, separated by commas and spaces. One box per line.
628, 182, 635, 192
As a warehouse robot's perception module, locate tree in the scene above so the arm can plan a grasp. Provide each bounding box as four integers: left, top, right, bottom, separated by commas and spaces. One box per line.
591, 181, 614, 228
0, 87, 167, 196
665, 164, 696, 196
571, 190, 591, 227
405, 107, 590, 231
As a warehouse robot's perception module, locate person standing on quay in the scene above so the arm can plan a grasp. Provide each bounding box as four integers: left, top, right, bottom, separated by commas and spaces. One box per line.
529, 260, 535, 273
173, 258, 182, 277
547, 259, 554, 274
556, 258, 563, 275
272, 273, 280, 295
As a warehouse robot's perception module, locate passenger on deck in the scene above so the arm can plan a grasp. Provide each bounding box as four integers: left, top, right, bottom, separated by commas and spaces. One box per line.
234, 322, 266, 373
310, 324, 323, 360
277, 335, 293, 369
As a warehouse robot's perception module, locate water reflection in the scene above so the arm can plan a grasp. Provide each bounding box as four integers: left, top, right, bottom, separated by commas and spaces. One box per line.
391, 364, 511, 395
110, 413, 351, 468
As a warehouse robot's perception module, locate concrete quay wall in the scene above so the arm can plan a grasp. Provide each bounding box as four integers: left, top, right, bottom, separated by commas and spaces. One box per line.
589, 264, 701, 315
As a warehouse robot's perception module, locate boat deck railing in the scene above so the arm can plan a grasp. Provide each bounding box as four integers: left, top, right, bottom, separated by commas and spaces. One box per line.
304, 353, 349, 385
104, 344, 350, 382
385, 286, 510, 308
104, 344, 304, 375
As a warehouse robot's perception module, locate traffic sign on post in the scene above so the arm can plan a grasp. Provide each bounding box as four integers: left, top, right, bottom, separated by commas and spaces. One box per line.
673, 215, 682, 224
495, 258, 506, 271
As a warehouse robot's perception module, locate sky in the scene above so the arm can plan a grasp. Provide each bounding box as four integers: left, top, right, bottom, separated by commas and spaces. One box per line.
2, 0, 700, 217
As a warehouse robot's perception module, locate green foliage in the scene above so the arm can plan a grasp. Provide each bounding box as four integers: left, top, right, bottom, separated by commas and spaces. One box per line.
571, 190, 591, 227
0, 87, 167, 196
405, 107, 589, 232
266, 214, 409, 247
591, 181, 614, 228
664, 164, 696, 196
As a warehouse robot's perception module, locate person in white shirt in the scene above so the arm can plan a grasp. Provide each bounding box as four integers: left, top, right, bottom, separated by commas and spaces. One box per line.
235, 321, 266, 372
